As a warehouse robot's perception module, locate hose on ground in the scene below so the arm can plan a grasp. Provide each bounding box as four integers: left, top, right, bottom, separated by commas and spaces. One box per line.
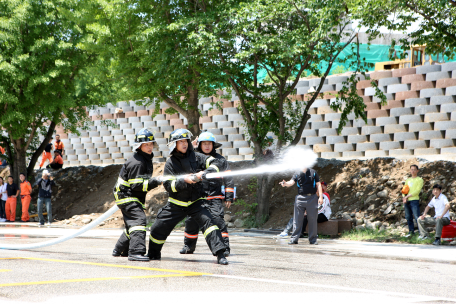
0, 204, 120, 250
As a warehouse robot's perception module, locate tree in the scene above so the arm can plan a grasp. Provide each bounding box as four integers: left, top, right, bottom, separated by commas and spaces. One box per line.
363, 0, 456, 60
89, 0, 225, 136
190, 0, 386, 223
0, 0, 108, 182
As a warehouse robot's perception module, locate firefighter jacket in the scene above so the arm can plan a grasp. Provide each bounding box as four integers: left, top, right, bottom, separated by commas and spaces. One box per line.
163, 147, 223, 207
195, 148, 234, 202
113, 150, 161, 209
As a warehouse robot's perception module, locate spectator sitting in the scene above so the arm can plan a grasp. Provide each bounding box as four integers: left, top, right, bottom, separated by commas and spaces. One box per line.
277, 181, 331, 238
47, 150, 63, 170
417, 184, 451, 245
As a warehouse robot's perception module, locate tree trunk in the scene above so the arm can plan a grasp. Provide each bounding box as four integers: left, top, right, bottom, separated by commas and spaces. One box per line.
187, 87, 201, 136
27, 122, 56, 178
255, 173, 274, 224
11, 139, 27, 184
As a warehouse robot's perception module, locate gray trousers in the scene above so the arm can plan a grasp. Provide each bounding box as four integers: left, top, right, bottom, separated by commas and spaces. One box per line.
417, 216, 450, 238
291, 194, 318, 244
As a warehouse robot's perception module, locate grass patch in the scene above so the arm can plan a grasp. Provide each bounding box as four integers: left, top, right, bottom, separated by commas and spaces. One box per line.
340, 228, 436, 245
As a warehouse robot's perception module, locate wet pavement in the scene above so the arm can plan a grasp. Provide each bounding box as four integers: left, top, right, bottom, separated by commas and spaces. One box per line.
0, 223, 456, 303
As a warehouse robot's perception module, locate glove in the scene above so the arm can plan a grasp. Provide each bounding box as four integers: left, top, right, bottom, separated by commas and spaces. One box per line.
148, 176, 162, 189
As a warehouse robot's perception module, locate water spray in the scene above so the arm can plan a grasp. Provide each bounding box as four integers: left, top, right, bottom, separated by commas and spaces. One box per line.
206, 147, 317, 179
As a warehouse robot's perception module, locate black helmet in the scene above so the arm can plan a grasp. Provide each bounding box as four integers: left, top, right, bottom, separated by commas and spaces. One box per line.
133, 128, 155, 151
168, 129, 193, 152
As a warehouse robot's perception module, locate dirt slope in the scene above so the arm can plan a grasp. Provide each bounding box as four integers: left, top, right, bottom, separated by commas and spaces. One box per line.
3, 157, 455, 232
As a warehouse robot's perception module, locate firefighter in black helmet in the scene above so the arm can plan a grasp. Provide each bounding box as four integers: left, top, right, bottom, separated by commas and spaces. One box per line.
180, 131, 234, 257
148, 129, 229, 265
112, 128, 162, 261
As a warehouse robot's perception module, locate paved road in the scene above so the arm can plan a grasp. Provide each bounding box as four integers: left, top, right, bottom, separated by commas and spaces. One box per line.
0, 224, 455, 303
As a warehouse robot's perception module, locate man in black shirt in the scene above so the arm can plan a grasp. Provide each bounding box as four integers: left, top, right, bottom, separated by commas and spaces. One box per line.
5, 176, 19, 222
280, 167, 323, 245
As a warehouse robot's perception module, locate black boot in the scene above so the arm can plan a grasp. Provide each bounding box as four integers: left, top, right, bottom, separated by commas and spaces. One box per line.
224, 249, 230, 257
179, 245, 194, 254
128, 254, 150, 262
217, 251, 228, 265
149, 252, 161, 260
112, 249, 128, 257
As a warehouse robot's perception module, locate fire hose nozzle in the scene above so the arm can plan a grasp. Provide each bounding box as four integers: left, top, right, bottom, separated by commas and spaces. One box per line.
190, 174, 202, 183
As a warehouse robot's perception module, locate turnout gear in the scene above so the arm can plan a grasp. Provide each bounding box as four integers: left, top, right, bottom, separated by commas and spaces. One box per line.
112, 146, 161, 258
182, 141, 234, 254
148, 133, 228, 264
132, 128, 156, 151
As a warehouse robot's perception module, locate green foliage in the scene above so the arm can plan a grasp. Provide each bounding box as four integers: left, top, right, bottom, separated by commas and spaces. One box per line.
88, 0, 227, 135
341, 228, 435, 244
0, 0, 110, 178
331, 65, 347, 75
362, 0, 456, 60
234, 199, 257, 216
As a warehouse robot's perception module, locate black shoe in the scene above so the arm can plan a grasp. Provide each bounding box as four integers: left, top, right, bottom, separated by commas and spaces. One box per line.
179, 245, 194, 254
433, 238, 441, 246
217, 252, 228, 265
224, 249, 230, 257
149, 252, 161, 260
288, 240, 298, 245
128, 254, 150, 262
112, 249, 128, 257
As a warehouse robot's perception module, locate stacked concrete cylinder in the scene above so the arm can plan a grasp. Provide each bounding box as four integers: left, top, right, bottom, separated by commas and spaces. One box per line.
39, 62, 456, 167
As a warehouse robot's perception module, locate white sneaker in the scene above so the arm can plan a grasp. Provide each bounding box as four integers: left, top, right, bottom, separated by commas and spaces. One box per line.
46, 222, 51, 226
277, 232, 288, 238
0, 218, 6, 222
405, 233, 414, 238
418, 235, 428, 240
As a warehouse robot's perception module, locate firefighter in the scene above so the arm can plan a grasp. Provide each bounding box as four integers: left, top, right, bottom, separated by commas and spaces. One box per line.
112, 128, 162, 261
148, 129, 229, 265
180, 132, 234, 257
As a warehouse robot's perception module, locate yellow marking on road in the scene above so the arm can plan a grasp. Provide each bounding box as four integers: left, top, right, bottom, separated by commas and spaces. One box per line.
17, 257, 211, 275
0, 273, 200, 287
0, 270, 11, 272
0, 257, 213, 287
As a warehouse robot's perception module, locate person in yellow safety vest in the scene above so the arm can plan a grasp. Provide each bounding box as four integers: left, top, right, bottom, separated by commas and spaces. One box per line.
147, 129, 229, 265
402, 164, 424, 237
112, 128, 162, 262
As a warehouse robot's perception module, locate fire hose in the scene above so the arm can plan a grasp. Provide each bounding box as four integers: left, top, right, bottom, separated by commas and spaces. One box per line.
0, 204, 119, 250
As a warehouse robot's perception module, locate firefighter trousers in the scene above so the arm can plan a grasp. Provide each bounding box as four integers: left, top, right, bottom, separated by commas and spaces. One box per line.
148, 201, 226, 258
183, 199, 230, 252
114, 201, 147, 256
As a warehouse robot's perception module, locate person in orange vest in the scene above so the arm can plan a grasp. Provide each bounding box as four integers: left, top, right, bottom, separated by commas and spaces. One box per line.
19, 173, 32, 222
0, 146, 5, 166
5, 176, 19, 222
39, 138, 53, 168
47, 150, 63, 170
54, 134, 64, 155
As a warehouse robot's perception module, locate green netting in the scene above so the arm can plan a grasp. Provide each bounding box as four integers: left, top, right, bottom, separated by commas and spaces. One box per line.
256, 44, 456, 82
